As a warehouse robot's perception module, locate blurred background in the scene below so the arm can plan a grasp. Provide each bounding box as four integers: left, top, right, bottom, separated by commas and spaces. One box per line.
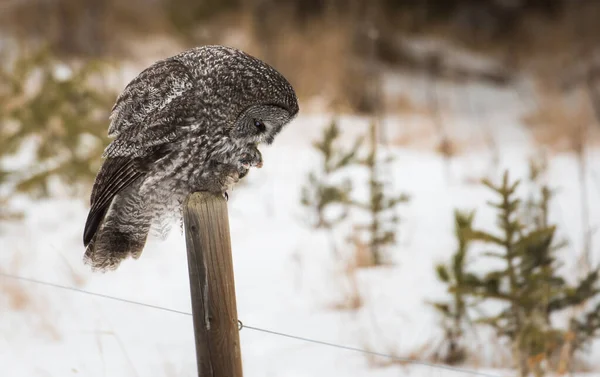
1, 1, 600, 376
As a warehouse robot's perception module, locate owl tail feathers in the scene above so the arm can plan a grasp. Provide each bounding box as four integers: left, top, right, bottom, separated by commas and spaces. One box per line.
83, 228, 148, 271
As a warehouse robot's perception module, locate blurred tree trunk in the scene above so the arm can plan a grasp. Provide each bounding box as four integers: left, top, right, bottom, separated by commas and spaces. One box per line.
249, 0, 278, 64
56, 0, 107, 57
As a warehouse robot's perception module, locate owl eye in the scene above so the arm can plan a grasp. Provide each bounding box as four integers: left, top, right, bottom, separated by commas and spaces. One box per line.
253, 119, 267, 132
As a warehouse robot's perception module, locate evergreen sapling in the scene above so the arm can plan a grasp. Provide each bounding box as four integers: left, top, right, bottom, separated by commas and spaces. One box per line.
432, 209, 476, 365
301, 118, 362, 230
434, 171, 600, 376
0, 47, 114, 198
353, 121, 409, 265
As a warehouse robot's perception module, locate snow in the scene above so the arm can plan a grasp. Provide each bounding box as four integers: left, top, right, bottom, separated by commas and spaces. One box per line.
2, 66, 600, 377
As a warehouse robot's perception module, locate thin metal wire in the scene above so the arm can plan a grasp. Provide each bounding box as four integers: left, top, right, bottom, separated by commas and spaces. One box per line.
0, 272, 191, 317
238, 321, 502, 377
0, 272, 504, 377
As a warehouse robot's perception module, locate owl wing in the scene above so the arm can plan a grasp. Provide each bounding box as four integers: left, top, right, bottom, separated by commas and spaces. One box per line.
83, 157, 144, 246
83, 144, 172, 247
108, 57, 194, 138
84, 59, 195, 246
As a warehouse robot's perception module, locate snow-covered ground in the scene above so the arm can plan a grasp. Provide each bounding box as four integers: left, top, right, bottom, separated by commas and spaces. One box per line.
1, 66, 600, 377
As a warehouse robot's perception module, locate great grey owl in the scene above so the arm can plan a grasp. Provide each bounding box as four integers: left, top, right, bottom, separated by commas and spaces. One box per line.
83, 45, 299, 270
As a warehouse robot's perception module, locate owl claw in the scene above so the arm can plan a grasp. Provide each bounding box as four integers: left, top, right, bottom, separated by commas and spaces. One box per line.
239, 146, 263, 170
223, 191, 229, 201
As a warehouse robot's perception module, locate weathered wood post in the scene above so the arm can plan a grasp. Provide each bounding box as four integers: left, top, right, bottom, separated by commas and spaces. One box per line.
183, 192, 243, 377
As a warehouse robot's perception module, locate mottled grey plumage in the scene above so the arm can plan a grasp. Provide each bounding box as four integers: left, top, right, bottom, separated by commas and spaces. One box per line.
83, 45, 299, 270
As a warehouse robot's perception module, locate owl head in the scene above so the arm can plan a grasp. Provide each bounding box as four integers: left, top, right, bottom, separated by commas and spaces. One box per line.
180, 46, 299, 146
231, 102, 297, 146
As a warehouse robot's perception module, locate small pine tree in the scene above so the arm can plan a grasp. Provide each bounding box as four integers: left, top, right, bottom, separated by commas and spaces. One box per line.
435, 171, 600, 376
569, 300, 600, 353
0, 47, 114, 198
302, 120, 409, 265
431, 209, 475, 365
354, 121, 409, 265
301, 118, 362, 229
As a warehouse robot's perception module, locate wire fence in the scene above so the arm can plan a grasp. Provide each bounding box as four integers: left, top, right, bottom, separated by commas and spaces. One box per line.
0, 272, 504, 377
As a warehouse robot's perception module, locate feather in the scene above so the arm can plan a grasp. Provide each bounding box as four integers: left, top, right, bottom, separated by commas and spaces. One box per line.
83, 157, 145, 246
108, 58, 193, 138
83, 144, 172, 246
103, 91, 200, 158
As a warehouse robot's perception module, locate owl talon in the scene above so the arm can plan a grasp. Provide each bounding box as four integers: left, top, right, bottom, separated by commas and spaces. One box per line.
239, 145, 263, 170
223, 191, 229, 201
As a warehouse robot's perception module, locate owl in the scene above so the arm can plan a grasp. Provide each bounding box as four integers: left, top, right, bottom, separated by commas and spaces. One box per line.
83, 45, 299, 270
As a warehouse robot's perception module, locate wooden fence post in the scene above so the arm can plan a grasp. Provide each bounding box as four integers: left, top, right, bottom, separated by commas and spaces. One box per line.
183, 192, 243, 377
